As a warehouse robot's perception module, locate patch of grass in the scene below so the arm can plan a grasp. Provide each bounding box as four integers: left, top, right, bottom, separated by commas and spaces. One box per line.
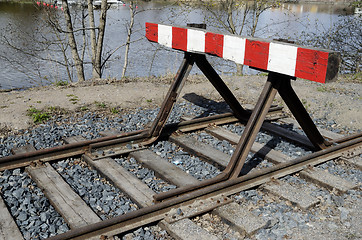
80, 106, 89, 111
316, 86, 327, 92
27, 107, 50, 124
32, 112, 50, 124
94, 101, 106, 108
301, 99, 311, 111
55, 80, 69, 87
259, 72, 269, 76
0, 106, 8, 109
110, 107, 120, 114
36, 100, 42, 104
146, 99, 153, 103
66, 94, 79, 104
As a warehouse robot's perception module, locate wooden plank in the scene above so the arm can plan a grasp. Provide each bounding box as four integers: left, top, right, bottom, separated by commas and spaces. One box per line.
214, 202, 267, 235
279, 118, 344, 140
98, 130, 122, 137
206, 127, 289, 164
11, 144, 36, 155
83, 155, 155, 208
26, 163, 101, 228
130, 150, 199, 187
262, 179, 319, 210
169, 134, 230, 169
0, 196, 24, 240
299, 168, 357, 193
159, 218, 220, 240
65, 135, 155, 208
261, 121, 315, 149
146, 22, 340, 83
63, 135, 88, 144
341, 157, 362, 170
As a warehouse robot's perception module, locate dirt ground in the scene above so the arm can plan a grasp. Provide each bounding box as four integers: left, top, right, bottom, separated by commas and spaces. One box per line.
0, 74, 361, 134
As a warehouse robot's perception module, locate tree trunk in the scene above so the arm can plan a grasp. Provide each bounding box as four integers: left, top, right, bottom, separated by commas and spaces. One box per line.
87, 0, 98, 78
62, 0, 85, 82
87, 0, 107, 79
122, 2, 134, 78
94, 0, 107, 79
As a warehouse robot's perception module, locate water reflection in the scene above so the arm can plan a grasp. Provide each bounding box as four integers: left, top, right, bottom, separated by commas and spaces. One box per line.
0, 1, 356, 89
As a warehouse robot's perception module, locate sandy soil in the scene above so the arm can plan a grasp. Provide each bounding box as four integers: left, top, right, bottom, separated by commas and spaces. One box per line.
0, 75, 361, 134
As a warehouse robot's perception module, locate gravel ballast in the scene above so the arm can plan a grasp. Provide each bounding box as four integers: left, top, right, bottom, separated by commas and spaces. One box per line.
0, 77, 360, 239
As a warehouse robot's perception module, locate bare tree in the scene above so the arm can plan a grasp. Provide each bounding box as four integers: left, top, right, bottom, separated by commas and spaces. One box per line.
122, 1, 136, 78
62, 0, 85, 82
87, 0, 108, 79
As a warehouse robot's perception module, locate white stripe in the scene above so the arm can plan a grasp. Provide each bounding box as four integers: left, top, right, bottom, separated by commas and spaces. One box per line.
267, 43, 298, 76
223, 35, 246, 65
158, 25, 172, 48
187, 29, 205, 52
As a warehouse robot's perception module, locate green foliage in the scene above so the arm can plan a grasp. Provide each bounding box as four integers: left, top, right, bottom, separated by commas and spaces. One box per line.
94, 101, 106, 108
80, 106, 89, 111
27, 107, 50, 123
55, 80, 69, 87
316, 86, 327, 92
110, 107, 120, 114
301, 99, 311, 111
146, 99, 153, 103
66, 94, 79, 104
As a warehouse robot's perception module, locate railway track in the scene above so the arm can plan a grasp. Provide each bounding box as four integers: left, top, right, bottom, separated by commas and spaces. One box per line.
1, 22, 361, 240
0, 103, 361, 240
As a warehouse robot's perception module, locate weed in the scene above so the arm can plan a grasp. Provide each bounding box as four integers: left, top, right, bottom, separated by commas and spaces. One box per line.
94, 101, 106, 108
26, 107, 50, 123
110, 107, 120, 114
259, 72, 269, 76
31, 112, 50, 124
55, 80, 69, 87
301, 99, 311, 110
0, 106, 8, 109
36, 100, 42, 104
146, 99, 153, 103
80, 106, 89, 111
317, 86, 327, 92
27, 107, 40, 114
66, 94, 79, 104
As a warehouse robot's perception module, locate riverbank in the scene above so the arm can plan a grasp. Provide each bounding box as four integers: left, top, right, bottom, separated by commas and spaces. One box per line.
0, 74, 361, 136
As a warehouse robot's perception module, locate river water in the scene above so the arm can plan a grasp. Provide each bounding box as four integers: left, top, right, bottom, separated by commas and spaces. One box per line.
0, 1, 356, 89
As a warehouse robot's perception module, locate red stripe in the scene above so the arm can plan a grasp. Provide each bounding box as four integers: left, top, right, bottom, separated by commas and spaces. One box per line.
244, 40, 270, 70
295, 48, 329, 83
205, 32, 224, 58
172, 27, 187, 51
145, 22, 158, 43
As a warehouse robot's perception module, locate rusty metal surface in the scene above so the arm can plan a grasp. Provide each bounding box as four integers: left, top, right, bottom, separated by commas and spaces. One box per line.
277, 78, 331, 150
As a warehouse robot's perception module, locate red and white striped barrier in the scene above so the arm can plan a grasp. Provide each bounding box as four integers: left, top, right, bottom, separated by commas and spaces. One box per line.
146, 22, 339, 83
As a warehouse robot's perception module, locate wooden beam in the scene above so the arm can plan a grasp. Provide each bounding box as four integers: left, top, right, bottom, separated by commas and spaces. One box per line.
146, 22, 340, 83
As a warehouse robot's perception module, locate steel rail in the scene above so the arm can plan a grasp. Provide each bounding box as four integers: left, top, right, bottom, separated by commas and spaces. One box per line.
46, 136, 362, 240
0, 108, 283, 171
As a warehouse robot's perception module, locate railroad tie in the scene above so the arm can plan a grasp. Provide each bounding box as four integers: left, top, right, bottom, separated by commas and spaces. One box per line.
159, 218, 221, 240
262, 179, 320, 210
206, 126, 289, 164
64, 136, 155, 208
12, 144, 101, 230
0, 186, 24, 239
213, 202, 268, 236
279, 118, 344, 141
299, 168, 357, 194
130, 149, 200, 187
169, 134, 231, 169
